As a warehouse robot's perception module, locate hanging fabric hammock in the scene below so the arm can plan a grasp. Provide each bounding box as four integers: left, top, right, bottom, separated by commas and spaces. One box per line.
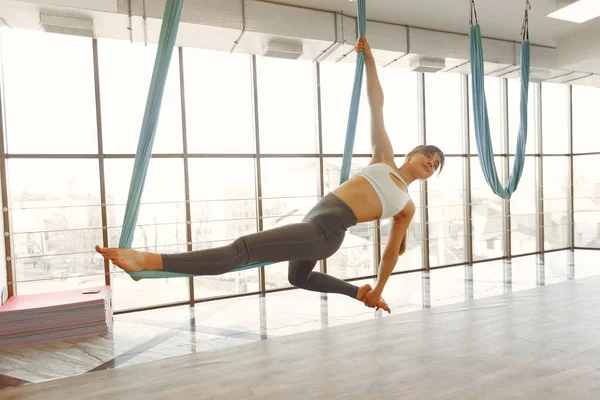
117, 0, 368, 279
117, 0, 270, 279
469, 0, 531, 199
117, 0, 192, 279
339, 0, 367, 184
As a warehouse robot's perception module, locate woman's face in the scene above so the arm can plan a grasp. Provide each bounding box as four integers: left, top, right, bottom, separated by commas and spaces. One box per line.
407, 152, 442, 180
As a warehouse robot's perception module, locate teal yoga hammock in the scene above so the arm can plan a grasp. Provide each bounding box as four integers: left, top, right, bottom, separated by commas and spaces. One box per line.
340, 0, 367, 184
469, 0, 531, 199
117, 0, 189, 279
118, 0, 368, 279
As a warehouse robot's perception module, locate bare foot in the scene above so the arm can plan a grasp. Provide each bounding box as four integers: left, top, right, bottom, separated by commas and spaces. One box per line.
95, 245, 163, 281
356, 284, 373, 302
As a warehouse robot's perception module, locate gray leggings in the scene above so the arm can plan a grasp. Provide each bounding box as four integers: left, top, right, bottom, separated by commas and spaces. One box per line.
161, 193, 359, 298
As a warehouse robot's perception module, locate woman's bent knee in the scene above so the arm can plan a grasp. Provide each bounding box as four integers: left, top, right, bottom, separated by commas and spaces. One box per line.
288, 266, 308, 288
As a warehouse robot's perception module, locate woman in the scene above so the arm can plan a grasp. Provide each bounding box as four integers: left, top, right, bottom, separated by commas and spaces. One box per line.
96, 36, 444, 313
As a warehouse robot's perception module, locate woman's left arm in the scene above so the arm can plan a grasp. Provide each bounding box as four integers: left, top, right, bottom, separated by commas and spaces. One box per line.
365, 202, 415, 306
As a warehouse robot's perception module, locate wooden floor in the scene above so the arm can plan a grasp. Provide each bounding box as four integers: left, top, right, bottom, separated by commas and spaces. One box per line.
4, 276, 600, 400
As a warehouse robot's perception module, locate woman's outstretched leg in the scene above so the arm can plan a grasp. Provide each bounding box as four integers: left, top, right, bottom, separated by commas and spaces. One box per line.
96, 192, 354, 278
96, 217, 345, 277
163, 220, 345, 275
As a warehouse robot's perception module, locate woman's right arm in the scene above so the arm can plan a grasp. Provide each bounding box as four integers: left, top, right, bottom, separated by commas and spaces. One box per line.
356, 36, 394, 164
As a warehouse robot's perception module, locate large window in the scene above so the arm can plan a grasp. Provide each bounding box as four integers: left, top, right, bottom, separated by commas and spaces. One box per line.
425, 73, 462, 154
1, 29, 97, 154
182, 48, 258, 297
256, 57, 317, 154
98, 39, 183, 154
2, 26, 597, 314
320, 62, 419, 155
320, 61, 368, 154
97, 37, 189, 311
508, 80, 537, 255
183, 48, 254, 154
261, 158, 320, 289
543, 157, 569, 250
7, 159, 104, 294
542, 83, 569, 154
381, 67, 419, 154
104, 158, 188, 310
1, 28, 104, 295
574, 155, 600, 248
510, 156, 537, 255
541, 82, 570, 252
104, 159, 187, 250
425, 73, 466, 266
188, 158, 259, 298
428, 158, 466, 266
573, 85, 600, 154
471, 156, 505, 260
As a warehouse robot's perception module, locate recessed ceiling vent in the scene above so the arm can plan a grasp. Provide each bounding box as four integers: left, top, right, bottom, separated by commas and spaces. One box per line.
409, 56, 446, 73
261, 40, 303, 60
39, 13, 95, 38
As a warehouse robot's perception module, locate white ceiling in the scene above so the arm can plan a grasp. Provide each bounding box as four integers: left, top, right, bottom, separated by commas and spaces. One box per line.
4, 0, 595, 47
2, 0, 600, 81
263, 0, 590, 47
17, 0, 117, 12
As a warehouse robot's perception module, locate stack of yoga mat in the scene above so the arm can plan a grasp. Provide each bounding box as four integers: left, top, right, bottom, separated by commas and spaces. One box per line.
0, 286, 113, 349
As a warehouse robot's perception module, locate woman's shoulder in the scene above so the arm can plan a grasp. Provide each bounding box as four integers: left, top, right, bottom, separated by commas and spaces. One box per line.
367, 159, 399, 170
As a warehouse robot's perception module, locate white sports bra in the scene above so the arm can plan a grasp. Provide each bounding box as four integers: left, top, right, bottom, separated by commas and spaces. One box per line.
354, 163, 411, 219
